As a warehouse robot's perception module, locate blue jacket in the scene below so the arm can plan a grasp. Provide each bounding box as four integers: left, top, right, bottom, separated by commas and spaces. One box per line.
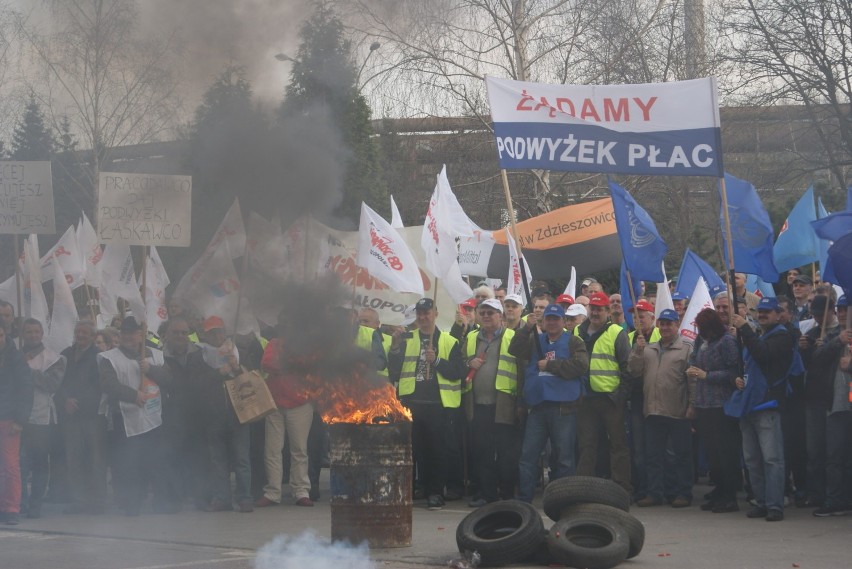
0, 340, 34, 424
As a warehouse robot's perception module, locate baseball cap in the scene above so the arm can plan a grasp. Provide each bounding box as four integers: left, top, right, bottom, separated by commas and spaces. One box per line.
671, 291, 689, 301
581, 278, 597, 287
415, 298, 435, 311
203, 315, 225, 332
566, 304, 587, 318
757, 297, 779, 311
460, 298, 477, 310
588, 292, 610, 307
120, 316, 142, 333
503, 293, 524, 306
479, 298, 503, 313
629, 299, 655, 313
837, 295, 848, 308
657, 308, 680, 322
556, 294, 574, 305
792, 274, 813, 285
543, 304, 565, 318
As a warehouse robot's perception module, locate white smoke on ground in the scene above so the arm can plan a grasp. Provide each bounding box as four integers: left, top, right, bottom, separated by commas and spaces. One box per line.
255, 531, 376, 569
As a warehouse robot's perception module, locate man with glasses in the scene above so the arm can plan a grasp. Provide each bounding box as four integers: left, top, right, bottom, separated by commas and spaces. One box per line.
462, 299, 521, 507
502, 294, 525, 331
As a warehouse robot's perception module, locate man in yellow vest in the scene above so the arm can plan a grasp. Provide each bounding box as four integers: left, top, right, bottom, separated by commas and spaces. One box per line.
388, 298, 465, 511
626, 299, 661, 502
574, 292, 633, 495
462, 299, 521, 507
358, 308, 392, 379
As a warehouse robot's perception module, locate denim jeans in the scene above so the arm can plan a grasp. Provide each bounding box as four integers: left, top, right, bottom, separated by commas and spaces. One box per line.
518, 402, 577, 503
207, 414, 251, 504
644, 415, 693, 501
741, 409, 785, 512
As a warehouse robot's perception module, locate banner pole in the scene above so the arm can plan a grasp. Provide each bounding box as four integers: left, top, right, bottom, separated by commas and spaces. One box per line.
14, 234, 23, 330
718, 176, 737, 324
819, 290, 833, 341
141, 245, 149, 352
83, 281, 96, 322
500, 169, 534, 311
233, 239, 250, 335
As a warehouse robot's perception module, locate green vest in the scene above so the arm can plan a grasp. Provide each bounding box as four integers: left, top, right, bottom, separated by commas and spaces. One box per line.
575, 323, 623, 393
398, 330, 460, 408
628, 327, 661, 345
378, 333, 392, 377
354, 325, 387, 375
463, 329, 518, 395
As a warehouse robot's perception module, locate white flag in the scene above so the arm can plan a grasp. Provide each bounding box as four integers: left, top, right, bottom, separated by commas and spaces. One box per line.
22, 235, 49, 326
77, 213, 103, 288
98, 244, 145, 324
173, 199, 246, 302
679, 277, 713, 344
145, 247, 170, 333
390, 195, 404, 229
505, 228, 533, 304
178, 243, 258, 336
41, 225, 85, 290
563, 266, 577, 299
654, 261, 675, 318
45, 257, 77, 352
0, 275, 17, 312
357, 203, 424, 296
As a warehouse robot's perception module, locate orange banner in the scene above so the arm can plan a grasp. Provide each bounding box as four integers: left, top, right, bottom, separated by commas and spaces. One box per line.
492, 198, 616, 250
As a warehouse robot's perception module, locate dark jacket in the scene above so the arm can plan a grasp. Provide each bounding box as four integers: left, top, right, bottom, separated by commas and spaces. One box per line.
800, 323, 845, 408
0, 339, 33, 425
56, 343, 102, 421
738, 323, 794, 406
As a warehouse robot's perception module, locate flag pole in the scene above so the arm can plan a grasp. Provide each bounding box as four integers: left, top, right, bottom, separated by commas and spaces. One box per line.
718, 176, 737, 324
83, 281, 96, 322
14, 234, 23, 330
233, 239, 250, 335
625, 267, 642, 338
141, 245, 149, 353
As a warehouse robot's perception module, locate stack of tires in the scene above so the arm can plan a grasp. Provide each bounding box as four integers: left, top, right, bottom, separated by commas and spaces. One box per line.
455, 476, 644, 569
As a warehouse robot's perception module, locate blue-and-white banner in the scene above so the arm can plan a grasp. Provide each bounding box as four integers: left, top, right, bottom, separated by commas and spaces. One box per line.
485, 76, 723, 177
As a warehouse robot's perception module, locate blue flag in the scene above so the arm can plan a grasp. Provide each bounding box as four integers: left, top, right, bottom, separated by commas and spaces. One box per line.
810, 211, 852, 242
675, 248, 725, 298
825, 233, 852, 292
620, 259, 644, 330
609, 179, 667, 282
720, 173, 779, 282
772, 186, 819, 271
746, 274, 776, 298
817, 198, 830, 277
846, 187, 852, 212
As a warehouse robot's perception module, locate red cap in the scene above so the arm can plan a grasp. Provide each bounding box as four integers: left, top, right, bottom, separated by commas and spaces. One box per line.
203, 315, 225, 332
556, 294, 574, 305
460, 298, 477, 310
628, 299, 655, 313
588, 292, 610, 307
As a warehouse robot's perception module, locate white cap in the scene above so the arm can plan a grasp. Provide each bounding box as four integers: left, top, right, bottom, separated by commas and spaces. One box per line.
479, 298, 503, 313
566, 304, 588, 317
503, 293, 524, 305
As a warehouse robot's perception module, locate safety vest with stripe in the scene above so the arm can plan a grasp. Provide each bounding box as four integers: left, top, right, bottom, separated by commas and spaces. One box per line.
398, 330, 460, 408
354, 325, 387, 376
628, 327, 661, 346
575, 323, 623, 393
462, 328, 518, 396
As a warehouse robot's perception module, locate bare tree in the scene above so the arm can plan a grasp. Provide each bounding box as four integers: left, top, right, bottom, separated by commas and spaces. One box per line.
719, 0, 852, 188
17, 0, 180, 217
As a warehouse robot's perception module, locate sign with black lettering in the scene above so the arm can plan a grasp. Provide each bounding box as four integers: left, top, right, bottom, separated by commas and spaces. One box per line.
98, 172, 192, 247
0, 161, 55, 234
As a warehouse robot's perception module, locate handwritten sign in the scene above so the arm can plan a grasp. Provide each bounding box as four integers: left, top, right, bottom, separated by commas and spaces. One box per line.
0, 161, 55, 234
98, 172, 192, 247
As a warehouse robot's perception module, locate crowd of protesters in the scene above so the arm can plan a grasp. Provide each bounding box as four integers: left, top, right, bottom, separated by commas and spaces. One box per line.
0, 268, 850, 525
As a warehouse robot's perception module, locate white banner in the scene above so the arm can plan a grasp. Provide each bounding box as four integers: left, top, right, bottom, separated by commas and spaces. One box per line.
0, 161, 55, 234
97, 172, 192, 247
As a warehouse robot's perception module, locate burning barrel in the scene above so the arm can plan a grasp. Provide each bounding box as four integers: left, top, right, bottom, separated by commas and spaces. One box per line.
329, 421, 413, 548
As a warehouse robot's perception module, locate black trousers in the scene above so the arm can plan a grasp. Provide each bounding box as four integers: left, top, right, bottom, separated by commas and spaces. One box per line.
470, 404, 521, 501
409, 403, 449, 497
64, 415, 108, 509
21, 424, 51, 508
695, 407, 742, 503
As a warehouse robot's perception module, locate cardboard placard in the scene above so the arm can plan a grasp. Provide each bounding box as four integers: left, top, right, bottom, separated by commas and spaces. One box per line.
0, 161, 55, 234
97, 172, 192, 247
224, 369, 277, 424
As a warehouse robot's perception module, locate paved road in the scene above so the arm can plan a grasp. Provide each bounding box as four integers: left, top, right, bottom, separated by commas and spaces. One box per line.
1, 479, 850, 569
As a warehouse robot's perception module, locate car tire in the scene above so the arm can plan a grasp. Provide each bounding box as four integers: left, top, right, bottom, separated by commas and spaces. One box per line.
542, 476, 630, 522
561, 503, 645, 559
455, 500, 545, 566
546, 513, 630, 569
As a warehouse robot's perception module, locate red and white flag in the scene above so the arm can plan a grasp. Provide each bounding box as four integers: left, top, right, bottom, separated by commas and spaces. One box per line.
505, 228, 533, 304
357, 203, 424, 296
98, 244, 145, 325
45, 257, 77, 352
654, 261, 674, 318
22, 235, 49, 326
145, 246, 170, 333
76, 213, 103, 288
679, 277, 713, 344
41, 225, 85, 290
563, 266, 577, 299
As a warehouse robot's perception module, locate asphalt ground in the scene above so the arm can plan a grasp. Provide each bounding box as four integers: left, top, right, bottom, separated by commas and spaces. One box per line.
1, 475, 851, 569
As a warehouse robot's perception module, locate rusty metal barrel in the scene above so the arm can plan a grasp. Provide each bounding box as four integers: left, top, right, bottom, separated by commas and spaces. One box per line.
329, 422, 413, 548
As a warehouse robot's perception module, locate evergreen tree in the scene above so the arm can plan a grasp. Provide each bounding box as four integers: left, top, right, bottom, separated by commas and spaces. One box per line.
11, 95, 56, 160
281, 3, 387, 223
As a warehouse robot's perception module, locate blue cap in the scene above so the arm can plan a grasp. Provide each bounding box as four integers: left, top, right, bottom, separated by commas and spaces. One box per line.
757, 297, 779, 311
657, 309, 680, 322
671, 291, 689, 301
708, 284, 727, 299
543, 304, 565, 318
837, 295, 848, 307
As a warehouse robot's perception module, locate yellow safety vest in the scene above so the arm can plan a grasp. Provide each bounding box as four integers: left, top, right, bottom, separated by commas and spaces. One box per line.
628, 327, 661, 345
354, 325, 387, 375
379, 333, 391, 377
398, 330, 460, 408
575, 323, 623, 393
463, 329, 518, 395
